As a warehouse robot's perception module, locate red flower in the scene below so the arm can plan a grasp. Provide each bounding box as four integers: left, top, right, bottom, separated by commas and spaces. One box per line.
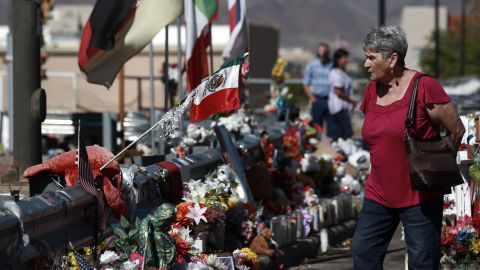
473, 217, 480, 233
457, 215, 473, 229
130, 253, 144, 270
441, 232, 455, 246
172, 234, 192, 263
443, 201, 451, 209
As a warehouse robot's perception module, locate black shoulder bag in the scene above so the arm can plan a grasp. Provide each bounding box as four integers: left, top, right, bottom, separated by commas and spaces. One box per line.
403, 75, 464, 190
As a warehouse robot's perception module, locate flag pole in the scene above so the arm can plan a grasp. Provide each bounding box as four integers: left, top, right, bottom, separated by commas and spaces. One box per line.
119, 67, 126, 149
159, 24, 173, 155
209, 24, 214, 74
177, 17, 183, 104
165, 25, 170, 111
99, 92, 195, 171
148, 42, 156, 154
100, 118, 163, 171
176, 17, 184, 133
160, 24, 169, 156
77, 119, 80, 151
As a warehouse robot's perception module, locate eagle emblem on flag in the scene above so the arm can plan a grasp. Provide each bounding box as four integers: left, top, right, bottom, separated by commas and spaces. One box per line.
204, 70, 227, 96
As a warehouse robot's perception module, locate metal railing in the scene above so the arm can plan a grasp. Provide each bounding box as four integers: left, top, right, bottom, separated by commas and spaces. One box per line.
0, 70, 80, 112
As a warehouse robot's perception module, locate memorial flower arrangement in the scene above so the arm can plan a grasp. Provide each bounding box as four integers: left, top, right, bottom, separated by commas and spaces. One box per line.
213, 108, 258, 138
183, 254, 229, 270
66, 148, 342, 270
440, 215, 480, 265
233, 248, 258, 270
266, 58, 293, 118
271, 58, 286, 85
94, 203, 200, 270
283, 126, 301, 159
94, 163, 246, 270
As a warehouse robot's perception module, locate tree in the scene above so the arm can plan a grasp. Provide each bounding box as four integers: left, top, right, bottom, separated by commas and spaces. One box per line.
419, 4, 480, 79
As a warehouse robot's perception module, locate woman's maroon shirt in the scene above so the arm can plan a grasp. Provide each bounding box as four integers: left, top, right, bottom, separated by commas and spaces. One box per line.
360, 72, 451, 208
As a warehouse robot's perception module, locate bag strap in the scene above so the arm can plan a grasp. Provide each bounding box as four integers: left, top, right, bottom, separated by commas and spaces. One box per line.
404, 74, 425, 129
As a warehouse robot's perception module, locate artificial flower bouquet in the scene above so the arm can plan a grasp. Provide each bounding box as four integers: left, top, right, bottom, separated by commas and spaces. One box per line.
440, 215, 480, 267
233, 248, 259, 270
95, 204, 199, 270
67, 163, 269, 270
213, 108, 258, 139
271, 58, 286, 86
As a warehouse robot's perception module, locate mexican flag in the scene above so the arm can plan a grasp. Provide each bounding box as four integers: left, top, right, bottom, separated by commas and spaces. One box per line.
190, 57, 243, 122
184, 0, 218, 92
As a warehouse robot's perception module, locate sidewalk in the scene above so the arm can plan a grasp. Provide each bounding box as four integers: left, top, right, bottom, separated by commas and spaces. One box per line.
289, 224, 406, 270
0, 155, 30, 195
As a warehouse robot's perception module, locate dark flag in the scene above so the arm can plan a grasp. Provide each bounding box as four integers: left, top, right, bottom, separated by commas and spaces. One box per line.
88, 0, 136, 50
78, 0, 183, 87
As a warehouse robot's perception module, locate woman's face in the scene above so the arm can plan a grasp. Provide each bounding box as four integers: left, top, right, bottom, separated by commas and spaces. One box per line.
337, 55, 349, 69
363, 50, 391, 81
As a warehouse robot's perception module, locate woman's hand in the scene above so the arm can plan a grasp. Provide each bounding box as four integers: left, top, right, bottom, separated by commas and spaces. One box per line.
425, 102, 465, 150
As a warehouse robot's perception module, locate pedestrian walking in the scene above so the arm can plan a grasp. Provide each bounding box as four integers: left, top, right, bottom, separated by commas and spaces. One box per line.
303, 42, 333, 128
352, 25, 465, 269
327, 48, 355, 140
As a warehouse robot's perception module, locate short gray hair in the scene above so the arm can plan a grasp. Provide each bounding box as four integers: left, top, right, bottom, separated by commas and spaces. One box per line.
362, 25, 408, 67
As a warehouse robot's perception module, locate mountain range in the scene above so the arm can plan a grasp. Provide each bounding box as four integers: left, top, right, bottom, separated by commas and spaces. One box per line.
0, 0, 465, 53
218, 0, 463, 53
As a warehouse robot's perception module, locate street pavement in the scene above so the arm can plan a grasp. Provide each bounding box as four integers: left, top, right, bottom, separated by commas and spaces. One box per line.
290, 224, 406, 270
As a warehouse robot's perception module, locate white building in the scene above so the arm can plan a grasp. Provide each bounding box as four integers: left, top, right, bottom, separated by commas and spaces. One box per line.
401, 6, 448, 71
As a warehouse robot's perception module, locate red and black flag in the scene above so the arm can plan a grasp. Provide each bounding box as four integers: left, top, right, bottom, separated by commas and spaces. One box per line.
87, 0, 136, 50
78, 0, 184, 88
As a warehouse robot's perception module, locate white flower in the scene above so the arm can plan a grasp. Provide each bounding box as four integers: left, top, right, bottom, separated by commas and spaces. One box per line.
444, 208, 456, 216
186, 203, 208, 225
187, 261, 210, 270
205, 179, 229, 194
173, 226, 194, 244
100, 250, 119, 265
122, 261, 137, 270
186, 179, 203, 193
186, 179, 213, 199
205, 255, 228, 270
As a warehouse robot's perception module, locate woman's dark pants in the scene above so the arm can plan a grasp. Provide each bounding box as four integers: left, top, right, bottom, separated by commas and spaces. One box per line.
352, 197, 443, 270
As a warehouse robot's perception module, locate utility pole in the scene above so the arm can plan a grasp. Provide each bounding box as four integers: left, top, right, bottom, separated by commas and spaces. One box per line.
6, 0, 13, 153
165, 25, 170, 111
460, 0, 466, 76
118, 67, 125, 150
12, 0, 45, 178
379, 0, 386, 26
434, 0, 440, 78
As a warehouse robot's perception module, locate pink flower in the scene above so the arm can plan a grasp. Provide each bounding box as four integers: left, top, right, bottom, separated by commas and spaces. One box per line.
186, 203, 208, 225
457, 215, 473, 229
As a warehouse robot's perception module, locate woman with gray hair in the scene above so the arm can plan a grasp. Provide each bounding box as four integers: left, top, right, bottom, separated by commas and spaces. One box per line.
352, 25, 464, 269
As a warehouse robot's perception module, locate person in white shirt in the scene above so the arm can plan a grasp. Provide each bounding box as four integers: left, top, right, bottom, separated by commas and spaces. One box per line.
327, 48, 355, 140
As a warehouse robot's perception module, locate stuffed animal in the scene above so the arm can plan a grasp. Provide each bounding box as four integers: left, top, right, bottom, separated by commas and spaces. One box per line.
23, 145, 128, 219
249, 227, 275, 257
